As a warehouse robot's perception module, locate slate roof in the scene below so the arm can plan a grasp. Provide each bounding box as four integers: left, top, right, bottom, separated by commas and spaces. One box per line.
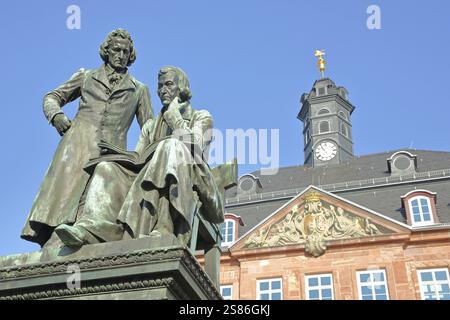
225, 149, 450, 237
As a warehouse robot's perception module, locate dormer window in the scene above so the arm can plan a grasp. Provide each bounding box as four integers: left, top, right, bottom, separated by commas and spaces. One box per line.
221, 219, 236, 246
409, 197, 432, 225
401, 190, 438, 227
237, 174, 262, 195
387, 151, 418, 176
220, 214, 245, 247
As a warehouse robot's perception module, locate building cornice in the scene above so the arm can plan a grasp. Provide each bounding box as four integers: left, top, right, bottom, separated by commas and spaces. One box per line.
298, 94, 355, 121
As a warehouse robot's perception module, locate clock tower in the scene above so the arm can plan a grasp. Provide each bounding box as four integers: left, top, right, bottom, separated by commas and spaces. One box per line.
297, 51, 355, 167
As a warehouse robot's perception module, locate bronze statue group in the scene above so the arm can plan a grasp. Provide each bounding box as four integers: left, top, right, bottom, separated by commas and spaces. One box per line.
21, 29, 224, 249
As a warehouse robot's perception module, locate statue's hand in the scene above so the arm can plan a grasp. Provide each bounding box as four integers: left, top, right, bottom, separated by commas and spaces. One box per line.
167, 97, 181, 111
52, 114, 72, 136
98, 141, 120, 155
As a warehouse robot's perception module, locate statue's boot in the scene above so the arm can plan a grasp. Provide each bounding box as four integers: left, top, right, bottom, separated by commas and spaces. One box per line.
55, 224, 87, 247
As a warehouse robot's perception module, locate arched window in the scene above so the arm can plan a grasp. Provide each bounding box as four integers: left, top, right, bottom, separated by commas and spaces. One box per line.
318, 108, 330, 115
221, 219, 236, 246
341, 123, 348, 137
338, 111, 347, 120
409, 197, 433, 226
402, 190, 437, 227
319, 121, 330, 133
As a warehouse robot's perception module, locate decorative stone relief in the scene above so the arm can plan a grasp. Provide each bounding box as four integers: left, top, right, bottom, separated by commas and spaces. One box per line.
244, 192, 382, 257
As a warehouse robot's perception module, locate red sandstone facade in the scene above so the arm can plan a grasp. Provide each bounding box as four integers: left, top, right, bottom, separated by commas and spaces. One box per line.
218, 229, 450, 300
200, 186, 450, 300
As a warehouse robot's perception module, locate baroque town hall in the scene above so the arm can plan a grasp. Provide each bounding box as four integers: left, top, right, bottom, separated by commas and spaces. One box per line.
210, 62, 450, 300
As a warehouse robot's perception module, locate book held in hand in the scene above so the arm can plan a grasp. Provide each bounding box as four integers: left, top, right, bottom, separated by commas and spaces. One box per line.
84, 138, 170, 173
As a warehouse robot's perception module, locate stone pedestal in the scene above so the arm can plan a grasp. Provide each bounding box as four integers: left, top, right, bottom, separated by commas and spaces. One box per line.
0, 236, 221, 300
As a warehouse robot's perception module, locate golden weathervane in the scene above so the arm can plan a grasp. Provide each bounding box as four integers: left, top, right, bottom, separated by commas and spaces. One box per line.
314, 50, 326, 78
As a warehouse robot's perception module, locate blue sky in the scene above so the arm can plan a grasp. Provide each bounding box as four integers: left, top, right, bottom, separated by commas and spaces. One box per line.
0, 0, 449, 255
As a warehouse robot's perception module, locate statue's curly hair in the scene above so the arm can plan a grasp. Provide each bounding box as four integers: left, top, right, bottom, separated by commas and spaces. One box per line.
99, 29, 136, 66
158, 66, 192, 102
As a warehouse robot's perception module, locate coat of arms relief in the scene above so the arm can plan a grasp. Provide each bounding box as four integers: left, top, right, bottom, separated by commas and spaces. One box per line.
244, 192, 383, 257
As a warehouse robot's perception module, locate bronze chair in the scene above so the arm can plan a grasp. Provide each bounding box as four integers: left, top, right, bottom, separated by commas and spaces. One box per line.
189, 159, 238, 288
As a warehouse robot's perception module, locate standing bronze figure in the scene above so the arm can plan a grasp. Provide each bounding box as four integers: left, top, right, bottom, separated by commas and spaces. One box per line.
22, 29, 153, 247
55, 66, 224, 247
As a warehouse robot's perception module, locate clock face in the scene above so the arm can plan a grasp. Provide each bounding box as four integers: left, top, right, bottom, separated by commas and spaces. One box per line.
315, 141, 337, 161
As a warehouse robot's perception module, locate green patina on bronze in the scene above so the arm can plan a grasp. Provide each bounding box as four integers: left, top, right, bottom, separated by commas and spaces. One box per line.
18, 32, 233, 289
21, 29, 154, 246
54, 66, 227, 250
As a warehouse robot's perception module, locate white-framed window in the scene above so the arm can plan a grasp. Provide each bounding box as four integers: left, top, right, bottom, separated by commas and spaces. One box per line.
418, 268, 450, 300
257, 278, 283, 300
220, 219, 236, 246
357, 269, 389, 300
305, 273, 334, 300
220, 285, 233, 300
408, 196, 434, 226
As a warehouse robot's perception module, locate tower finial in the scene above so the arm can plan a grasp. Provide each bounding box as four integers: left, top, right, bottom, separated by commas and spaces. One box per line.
314, 50, 326, 78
